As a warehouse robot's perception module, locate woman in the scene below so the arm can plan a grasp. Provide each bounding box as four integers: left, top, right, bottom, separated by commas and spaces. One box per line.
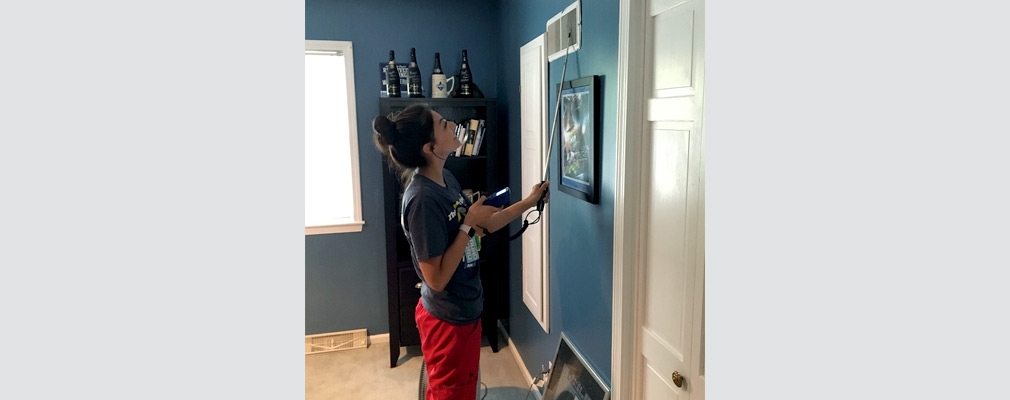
373, 104, 549, 400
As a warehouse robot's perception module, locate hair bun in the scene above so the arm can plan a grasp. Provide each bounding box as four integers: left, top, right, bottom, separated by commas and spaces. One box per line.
374, 115, 399, 145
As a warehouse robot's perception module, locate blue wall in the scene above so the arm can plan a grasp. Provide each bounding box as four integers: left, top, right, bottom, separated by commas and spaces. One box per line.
305, 0, 500, 335
497, 0, 618, 387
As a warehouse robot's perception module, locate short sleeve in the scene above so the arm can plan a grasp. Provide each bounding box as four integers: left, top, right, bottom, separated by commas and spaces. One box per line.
403, 194, 449, 262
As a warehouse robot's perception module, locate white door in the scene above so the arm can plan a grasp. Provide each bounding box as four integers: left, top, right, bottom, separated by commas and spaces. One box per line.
637, 0, 705, 398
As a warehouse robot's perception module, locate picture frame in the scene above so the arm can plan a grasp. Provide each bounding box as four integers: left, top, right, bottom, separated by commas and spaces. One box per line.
542, 333, 611, 400
557, 75, 600, 204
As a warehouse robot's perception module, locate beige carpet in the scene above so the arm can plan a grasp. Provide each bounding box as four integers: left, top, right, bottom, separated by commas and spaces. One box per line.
306, 328, 538, 400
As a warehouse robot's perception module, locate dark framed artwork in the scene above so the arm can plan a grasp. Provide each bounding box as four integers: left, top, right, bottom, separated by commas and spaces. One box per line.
557, 75, 600, 204
542, 333, 611, 400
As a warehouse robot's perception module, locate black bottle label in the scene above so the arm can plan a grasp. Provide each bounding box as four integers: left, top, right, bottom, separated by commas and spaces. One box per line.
386, 62, 400, 97
454, 51, 474, 98
458, 68, 472, 97
407, 65, 423, 97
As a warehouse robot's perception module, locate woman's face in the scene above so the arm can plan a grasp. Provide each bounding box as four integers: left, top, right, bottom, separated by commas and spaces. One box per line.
430, 110, 461, 157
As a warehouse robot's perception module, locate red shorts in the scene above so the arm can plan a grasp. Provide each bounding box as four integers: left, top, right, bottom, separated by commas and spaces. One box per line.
415, 299, 481, 400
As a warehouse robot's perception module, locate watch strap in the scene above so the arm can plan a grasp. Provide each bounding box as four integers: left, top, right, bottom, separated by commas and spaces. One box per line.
459, 224, 475, 238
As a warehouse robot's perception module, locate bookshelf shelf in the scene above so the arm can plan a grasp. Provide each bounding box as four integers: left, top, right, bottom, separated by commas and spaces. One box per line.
378, 97, 492, 107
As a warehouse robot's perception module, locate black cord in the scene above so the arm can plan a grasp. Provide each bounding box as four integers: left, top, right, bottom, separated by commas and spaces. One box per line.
524, 380, 537, 400
506, 209, 542, 241
481, 381, 487, 400
478, 208, 542, 242
523, 369, 551, 400
526, 208, 542, 225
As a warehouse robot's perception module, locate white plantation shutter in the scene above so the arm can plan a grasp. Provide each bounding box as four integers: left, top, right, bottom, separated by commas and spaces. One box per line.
305, 41, 363, 234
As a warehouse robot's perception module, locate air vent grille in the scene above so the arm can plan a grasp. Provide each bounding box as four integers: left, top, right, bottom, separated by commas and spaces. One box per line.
305, 329, 367, 354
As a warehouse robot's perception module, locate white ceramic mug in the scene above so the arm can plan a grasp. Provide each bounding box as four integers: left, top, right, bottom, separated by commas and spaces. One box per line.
432, 74, 454, 98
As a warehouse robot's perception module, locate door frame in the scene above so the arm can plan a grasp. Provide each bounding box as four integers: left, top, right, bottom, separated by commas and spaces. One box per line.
611, 0, 648, 398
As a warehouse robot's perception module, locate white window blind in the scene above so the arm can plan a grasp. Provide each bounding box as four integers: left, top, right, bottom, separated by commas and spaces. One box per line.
305, 41, 363, 234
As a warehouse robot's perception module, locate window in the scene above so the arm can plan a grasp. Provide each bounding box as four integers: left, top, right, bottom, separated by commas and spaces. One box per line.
305, 40, 363, 235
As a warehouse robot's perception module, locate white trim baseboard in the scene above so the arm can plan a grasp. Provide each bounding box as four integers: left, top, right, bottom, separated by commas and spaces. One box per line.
368, 333, 389, 345
498, 322, 543, 400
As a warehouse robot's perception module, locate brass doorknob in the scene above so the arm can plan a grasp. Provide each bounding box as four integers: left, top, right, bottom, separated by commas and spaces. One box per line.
671, 371, 684, 388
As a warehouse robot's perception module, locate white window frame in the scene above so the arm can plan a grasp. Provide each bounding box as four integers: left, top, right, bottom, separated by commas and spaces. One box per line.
305, 40, 364, 235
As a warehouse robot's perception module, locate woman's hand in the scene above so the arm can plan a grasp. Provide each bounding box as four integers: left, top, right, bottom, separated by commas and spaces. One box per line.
463, 196, 498, 233
522, 181, 550, 209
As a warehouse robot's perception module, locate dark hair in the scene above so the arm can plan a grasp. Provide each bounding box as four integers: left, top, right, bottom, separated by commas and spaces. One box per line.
372, 104, 435, 186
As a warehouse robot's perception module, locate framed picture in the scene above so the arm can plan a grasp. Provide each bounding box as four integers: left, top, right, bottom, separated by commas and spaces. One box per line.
542, 333, 610, 400
557, 75, 600, 204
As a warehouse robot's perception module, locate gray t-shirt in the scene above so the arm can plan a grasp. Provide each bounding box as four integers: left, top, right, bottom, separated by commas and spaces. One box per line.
401, 169, 483, 325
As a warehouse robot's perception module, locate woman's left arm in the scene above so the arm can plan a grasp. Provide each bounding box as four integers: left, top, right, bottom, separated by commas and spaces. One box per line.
476, 181, 549, 234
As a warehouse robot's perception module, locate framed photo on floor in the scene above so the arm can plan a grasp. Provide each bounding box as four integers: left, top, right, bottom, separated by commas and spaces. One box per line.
557, 75, 600, 204
542, 333, 610, 400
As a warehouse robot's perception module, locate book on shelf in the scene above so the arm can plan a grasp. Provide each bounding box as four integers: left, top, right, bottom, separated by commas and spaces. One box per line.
462, 119, 476, 156
452, 123, 465, 156
450, 118, 486, 157
473, 119, 485, 156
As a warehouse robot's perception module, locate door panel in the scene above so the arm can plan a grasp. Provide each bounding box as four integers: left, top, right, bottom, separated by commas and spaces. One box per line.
643, 327, 681, 374
643, 362, 679, 399
652, 9, 694, 92
637, 0, 704, 398
648, 97, 695, 121
650, 0, 689, 15
644, 127, 691, 353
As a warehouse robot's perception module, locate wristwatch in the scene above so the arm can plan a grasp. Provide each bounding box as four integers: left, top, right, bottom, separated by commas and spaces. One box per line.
459, 224, 476, 238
